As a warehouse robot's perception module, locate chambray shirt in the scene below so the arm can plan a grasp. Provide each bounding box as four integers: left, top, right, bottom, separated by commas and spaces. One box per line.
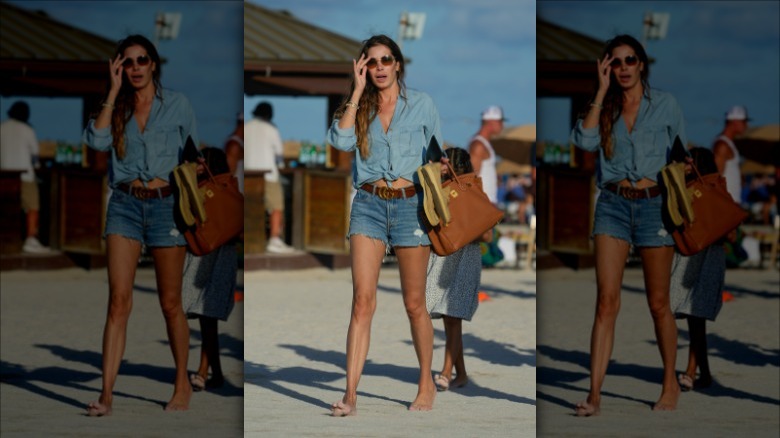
570, 88, 686, 187
326, 88, 442, 188
83, 89, 198, 187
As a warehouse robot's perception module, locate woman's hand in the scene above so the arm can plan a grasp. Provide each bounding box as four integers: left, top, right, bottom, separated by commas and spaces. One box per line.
352, 53, 369, 96
108, 54, 124, 98
596, 53, 613, 94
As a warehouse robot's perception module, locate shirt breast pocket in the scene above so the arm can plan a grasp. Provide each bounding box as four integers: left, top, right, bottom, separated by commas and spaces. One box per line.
394, 126, 425, 158
148, 124, 182, 157
636, 126, 669, 158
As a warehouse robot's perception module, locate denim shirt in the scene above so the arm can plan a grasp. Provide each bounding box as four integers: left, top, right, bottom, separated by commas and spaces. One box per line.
83, 89, 198, 187
570, 89, 686, 187
326, 88, 442, 188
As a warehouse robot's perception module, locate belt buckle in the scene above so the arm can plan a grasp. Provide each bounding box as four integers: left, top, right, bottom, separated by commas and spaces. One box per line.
623, 187, 639, 200
132, 186, 149, 200
376, 186, 394, 200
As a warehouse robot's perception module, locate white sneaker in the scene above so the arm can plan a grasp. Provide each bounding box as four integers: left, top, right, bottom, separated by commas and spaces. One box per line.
22, 237, 52, 254
266, 237, 296, 254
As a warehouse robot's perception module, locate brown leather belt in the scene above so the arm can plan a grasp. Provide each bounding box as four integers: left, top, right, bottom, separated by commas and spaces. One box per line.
604, 183, 661, 200
117, 183, 173, 200
360, 184, 419, 200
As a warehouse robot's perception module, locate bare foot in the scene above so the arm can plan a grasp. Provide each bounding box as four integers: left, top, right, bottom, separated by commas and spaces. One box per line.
409, 385, 436, 411
86, 400, 112, 417
331, 399, 357, 417
652, 386, 680, 411
695, 375, 713, 389
574, 399, 600, 417
206, 375, 225, 389
450, 374, 468, 389
165, 386, 192, 412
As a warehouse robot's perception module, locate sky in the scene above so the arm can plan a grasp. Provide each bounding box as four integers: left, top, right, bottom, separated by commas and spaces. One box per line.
1, 1, 244, 148
5, 1, 772, 152
244, 0, 537, 148
537, 0, 780, 147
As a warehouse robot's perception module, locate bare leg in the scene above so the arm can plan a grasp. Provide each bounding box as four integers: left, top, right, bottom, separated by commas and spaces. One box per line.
638, 245, 679, 411
687, 317, 712, 388
439, 318, 456, 381
269, 210, 284, 239
87, 235, 141, 416
396, 245, 436, 411
150, 245, 191, 412
575, 235, 630, 417
26, 209, 39, 238
331, 235, 385, 417
200, 317, 224, 388
442, 316, 468, 388
196, 317, 210, 379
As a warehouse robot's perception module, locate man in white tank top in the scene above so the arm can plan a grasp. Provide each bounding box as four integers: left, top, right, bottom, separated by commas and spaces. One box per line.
469, 106, 505, 204
713, 105, 750, 204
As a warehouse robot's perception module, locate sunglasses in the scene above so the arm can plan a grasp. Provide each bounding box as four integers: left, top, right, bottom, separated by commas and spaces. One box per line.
365, 55, 395, 69
610, 55, 639, 68
122, 55, 151, 68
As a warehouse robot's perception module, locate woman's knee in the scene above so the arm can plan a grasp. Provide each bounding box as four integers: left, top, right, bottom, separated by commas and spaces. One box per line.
158, 296, 183, 320
351, 291, 377, 321
647, 296, 671, 319
595, 293, 620, 319
404, 298, 427, 319
107, 291, 133, 320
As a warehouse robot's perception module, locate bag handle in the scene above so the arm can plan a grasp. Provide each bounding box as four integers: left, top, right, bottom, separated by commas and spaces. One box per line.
670, 135, 708, 184
183, 135, 221, 185
442, 159, 470, 190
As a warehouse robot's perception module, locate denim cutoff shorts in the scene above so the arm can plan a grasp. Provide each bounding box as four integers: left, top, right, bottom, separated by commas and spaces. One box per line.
348, 187, 431, 248
104, 188, 186, 247
592, 188, 674, 247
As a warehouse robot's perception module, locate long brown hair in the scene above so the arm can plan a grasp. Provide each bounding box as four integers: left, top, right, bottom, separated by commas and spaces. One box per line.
597, 34, 650, 159
111, 35, 163, 159
335, 35, 406, 159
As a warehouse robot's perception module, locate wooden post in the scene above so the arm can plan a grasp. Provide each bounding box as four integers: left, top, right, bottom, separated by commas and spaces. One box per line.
244, 170, 267, 254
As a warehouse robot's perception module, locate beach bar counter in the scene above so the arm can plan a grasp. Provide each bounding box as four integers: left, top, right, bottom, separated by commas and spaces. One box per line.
536, 145, 599, 269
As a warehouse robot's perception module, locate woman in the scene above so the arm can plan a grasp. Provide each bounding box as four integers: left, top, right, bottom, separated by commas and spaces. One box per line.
82, 34, 198, 416
570, 34, 686, 415
426, 148, 484, 392
326, 34, 442, 416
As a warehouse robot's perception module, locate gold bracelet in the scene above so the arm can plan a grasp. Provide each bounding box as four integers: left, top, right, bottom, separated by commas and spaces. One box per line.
102, 102, 115, 109
345, 101, 359, 109
590, 102, 603, 110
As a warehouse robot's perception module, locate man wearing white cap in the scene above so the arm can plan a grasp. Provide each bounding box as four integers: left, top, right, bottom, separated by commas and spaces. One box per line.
713, 105, 750, 203
469, 106, 505, 204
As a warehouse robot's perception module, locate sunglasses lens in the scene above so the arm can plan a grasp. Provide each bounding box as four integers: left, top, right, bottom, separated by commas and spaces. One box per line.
122, 56, 150, 68
366, 59, 377, 69
381, 56, 394, 66
610, 56, 639, 68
